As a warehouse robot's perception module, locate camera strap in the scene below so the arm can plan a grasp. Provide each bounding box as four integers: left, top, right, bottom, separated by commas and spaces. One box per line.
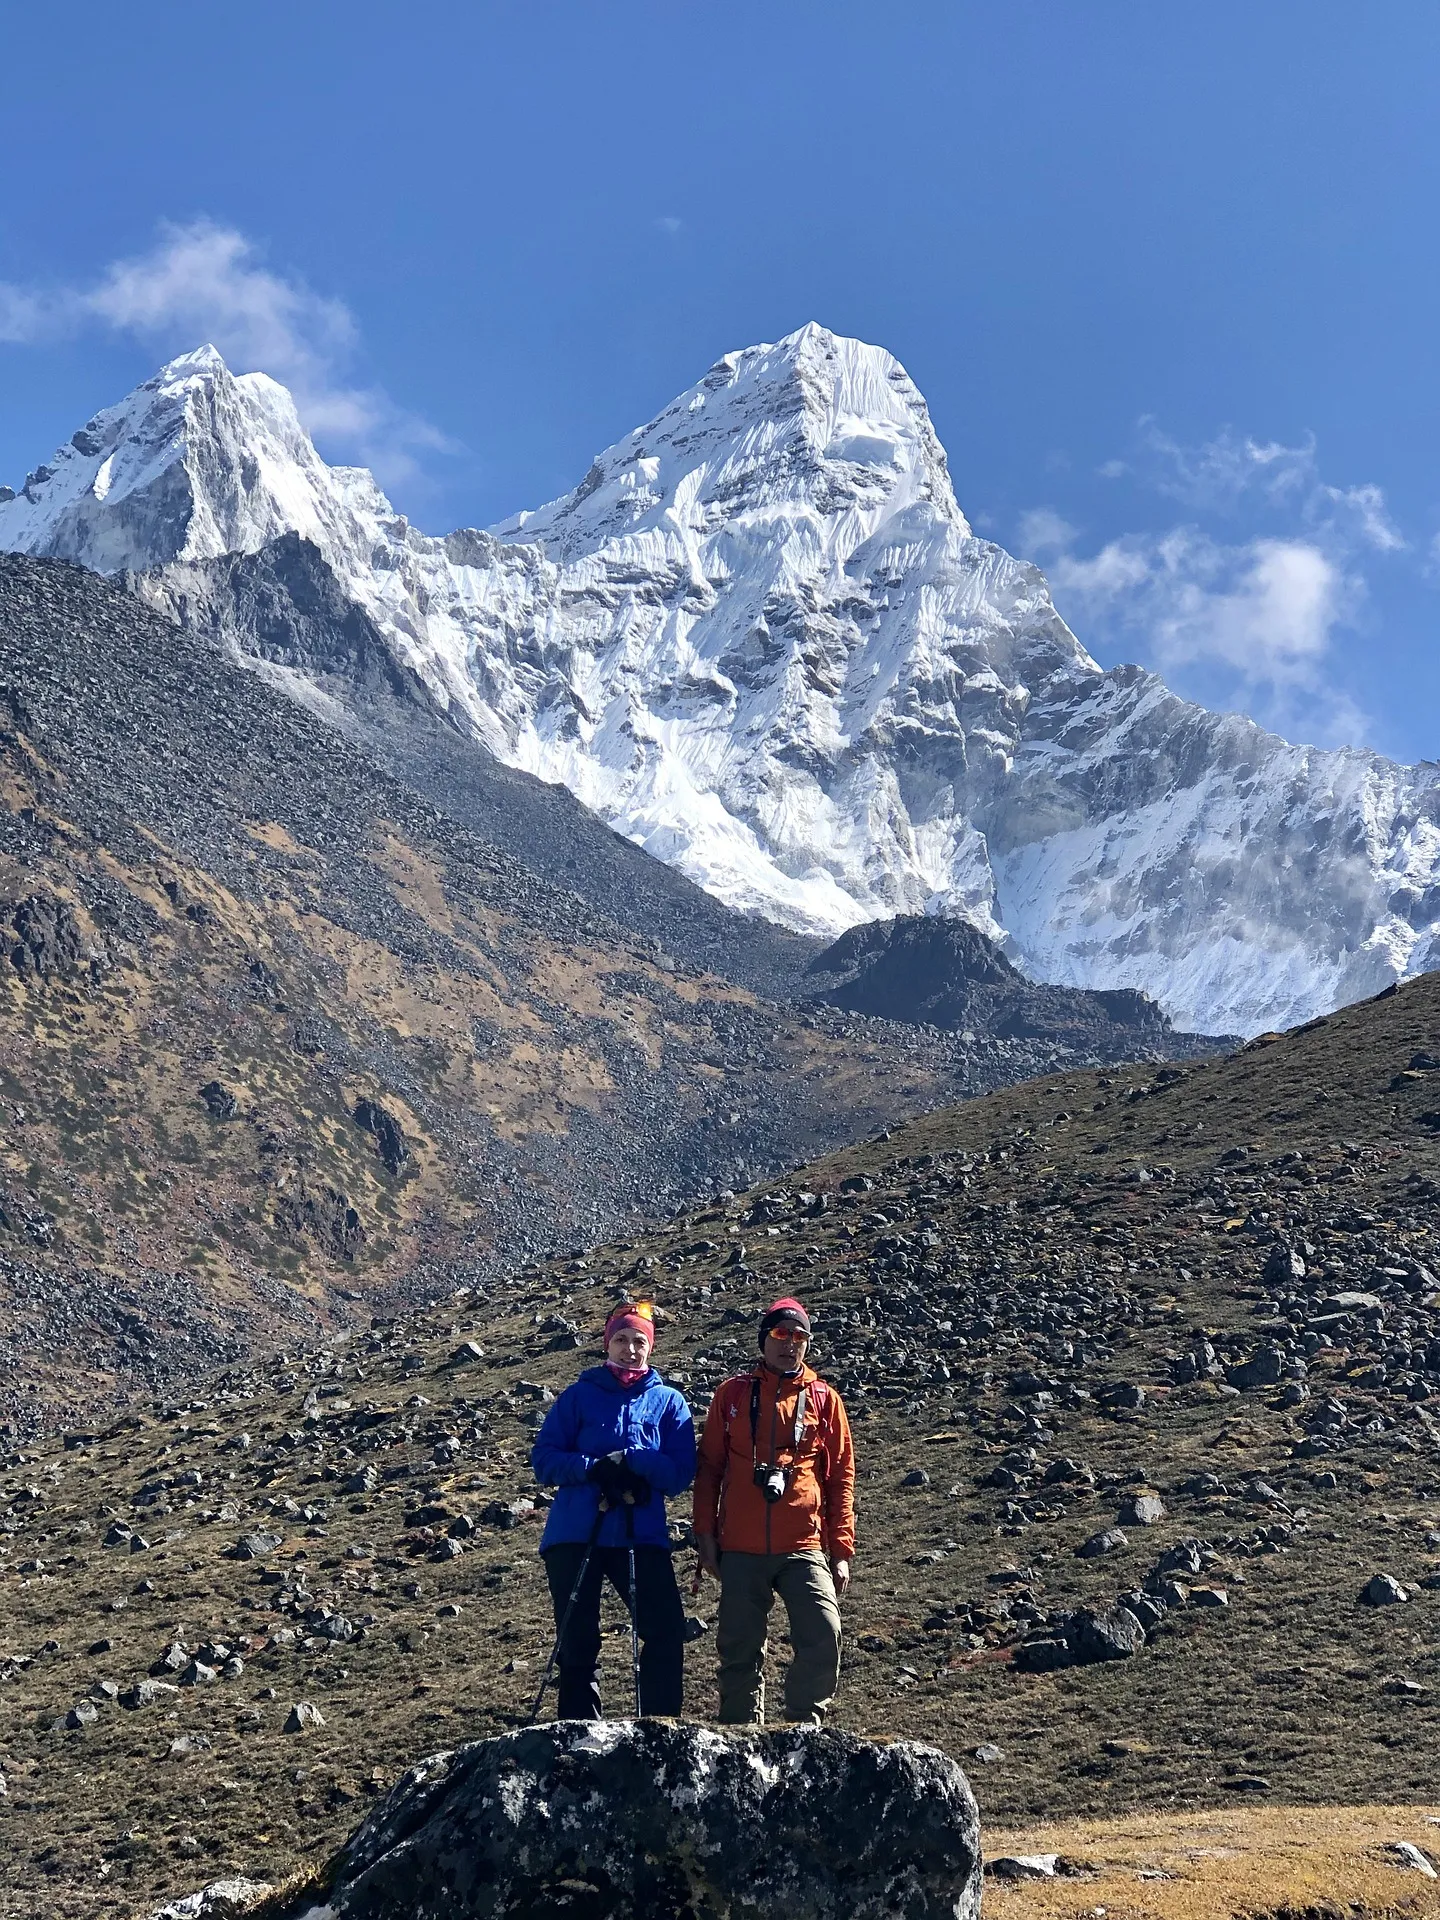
751, 1373, 808, 1465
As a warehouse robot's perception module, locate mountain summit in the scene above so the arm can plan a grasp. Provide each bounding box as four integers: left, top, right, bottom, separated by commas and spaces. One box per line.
4, 325, 1439, 1035
0, 345, 391, 574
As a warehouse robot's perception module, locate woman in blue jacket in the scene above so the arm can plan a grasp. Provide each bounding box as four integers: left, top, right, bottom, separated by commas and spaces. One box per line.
531, 1300, 696, 1718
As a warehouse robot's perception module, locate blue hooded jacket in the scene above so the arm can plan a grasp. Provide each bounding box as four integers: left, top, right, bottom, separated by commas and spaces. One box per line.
532, 1364, 696, 1551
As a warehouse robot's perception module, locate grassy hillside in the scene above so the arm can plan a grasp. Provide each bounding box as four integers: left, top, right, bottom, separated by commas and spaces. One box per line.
2, 969, 1440, 1914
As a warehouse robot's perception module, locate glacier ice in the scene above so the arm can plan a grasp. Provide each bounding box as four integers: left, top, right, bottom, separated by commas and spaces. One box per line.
4, 322, 1438, 1038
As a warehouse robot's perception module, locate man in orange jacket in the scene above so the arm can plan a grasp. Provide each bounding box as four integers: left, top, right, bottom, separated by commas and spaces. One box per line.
693, 1296, 856, 1724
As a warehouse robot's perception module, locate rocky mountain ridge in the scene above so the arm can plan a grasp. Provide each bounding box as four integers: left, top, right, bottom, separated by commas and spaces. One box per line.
4, 329, 1439, 1035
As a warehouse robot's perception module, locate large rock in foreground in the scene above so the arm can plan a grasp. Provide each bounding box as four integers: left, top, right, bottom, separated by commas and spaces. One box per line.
273, 1720, 982, 1919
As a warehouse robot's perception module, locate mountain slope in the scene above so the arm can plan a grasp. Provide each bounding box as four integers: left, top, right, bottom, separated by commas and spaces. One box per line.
2, 969, 1439, 1918
5, 329, 1439, 1034
128, 529, 830, 1004
0, 553, 1215, 1431
0, 553, 1018, 1431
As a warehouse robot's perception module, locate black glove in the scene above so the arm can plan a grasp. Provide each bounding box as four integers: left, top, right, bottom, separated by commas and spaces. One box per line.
586, 1456, 651, 1506
615, 1462, 652, 1506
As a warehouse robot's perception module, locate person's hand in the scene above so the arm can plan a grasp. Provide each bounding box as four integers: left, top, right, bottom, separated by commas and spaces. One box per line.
830, 1557, 851, 1598
615, 1462, 651, 1505
695, 1533, 721, 1578
586, 1457, 628, 1503
587, 1455, 650, 1505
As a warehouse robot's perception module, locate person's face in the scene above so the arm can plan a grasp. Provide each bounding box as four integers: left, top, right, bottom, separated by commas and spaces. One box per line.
763, 1326, 809, 1373
607, 1326, 651, 1369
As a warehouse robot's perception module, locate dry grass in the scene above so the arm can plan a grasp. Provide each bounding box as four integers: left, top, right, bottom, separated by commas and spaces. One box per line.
985, 1804, 1440, 1920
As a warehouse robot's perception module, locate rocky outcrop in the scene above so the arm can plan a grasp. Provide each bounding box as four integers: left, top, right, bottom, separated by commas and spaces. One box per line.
352, 1097, 409, 1176
8, 891, 97, 982
804, 914, 1220, 1059
268, 1721, 982, 1920
271, 1173, 366, 1262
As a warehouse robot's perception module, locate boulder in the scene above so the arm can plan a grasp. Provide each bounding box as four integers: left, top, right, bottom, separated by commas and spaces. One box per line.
987, 1855, 1060, 1880
1012, 1637, 1073, 1673
1076, 1526, 1128, 1558
1066, 1606, 1145, 1663
228, 1530, 283, 1560
1262, 1243, 1306, 1286
267, 1721, 982, 1920
1323, 1292, 1383, 1316
147, 1880, 273, 1919
1361, 1573, 1409, 1606
1118, 1490, 1165, 1526
1226, 1345, 1288, 1391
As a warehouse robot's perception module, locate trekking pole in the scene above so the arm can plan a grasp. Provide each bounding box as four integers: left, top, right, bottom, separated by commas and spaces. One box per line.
529, 1500, 606, 1722
627, 1542, 642, 1717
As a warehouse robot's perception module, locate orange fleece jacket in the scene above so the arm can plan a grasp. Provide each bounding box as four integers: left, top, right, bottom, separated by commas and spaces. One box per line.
693, 1362, 856, 1560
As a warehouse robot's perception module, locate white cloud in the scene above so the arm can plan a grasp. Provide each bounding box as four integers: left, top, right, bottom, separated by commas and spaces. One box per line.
0, 285, 52, 344
1041, 522, 1370, 747
0, 221, 446, 487
1017, 420, 1406, 751
1312, 480, 1404, 554
1135, 420, 1404, 553
1145, 534, 1340, 675
1014, 507, 1077, 559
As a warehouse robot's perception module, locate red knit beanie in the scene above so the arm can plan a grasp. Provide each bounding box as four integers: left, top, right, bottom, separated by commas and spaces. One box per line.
604, 1301, 656, 1348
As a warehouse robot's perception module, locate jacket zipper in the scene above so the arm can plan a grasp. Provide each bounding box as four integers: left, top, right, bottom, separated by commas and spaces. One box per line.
766, 1380, 777, 1556
609, 1381, 633, 1545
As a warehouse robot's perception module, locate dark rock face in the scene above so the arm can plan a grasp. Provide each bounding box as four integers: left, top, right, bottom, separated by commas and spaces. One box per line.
272, 1721, 982, 1920
814, 914, 1019, 998
353, 1097, 409, 1176
200, 1080, 238, 1120
9, 891, 90, 981
805, 915, 1227, 1062
272, 1177, 365, 1262
134, 532, 427, 706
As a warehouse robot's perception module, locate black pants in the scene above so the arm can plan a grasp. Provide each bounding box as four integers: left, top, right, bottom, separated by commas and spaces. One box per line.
542, 1542, 685, 1719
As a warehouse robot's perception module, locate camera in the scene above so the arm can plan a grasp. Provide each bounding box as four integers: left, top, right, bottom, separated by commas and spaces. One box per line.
754, 1463, 788, 1504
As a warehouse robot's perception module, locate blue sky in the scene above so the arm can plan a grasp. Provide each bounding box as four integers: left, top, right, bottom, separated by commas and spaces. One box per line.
3, 2, 1438, 761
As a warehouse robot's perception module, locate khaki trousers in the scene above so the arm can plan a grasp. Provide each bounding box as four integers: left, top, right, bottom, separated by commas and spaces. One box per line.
715, 1548, 842, 1725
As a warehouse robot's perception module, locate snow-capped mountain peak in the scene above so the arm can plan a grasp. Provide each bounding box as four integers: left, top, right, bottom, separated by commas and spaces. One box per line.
0, 345, 392, 576
4, 323, 1439, 1038
498, 323, 969, 563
